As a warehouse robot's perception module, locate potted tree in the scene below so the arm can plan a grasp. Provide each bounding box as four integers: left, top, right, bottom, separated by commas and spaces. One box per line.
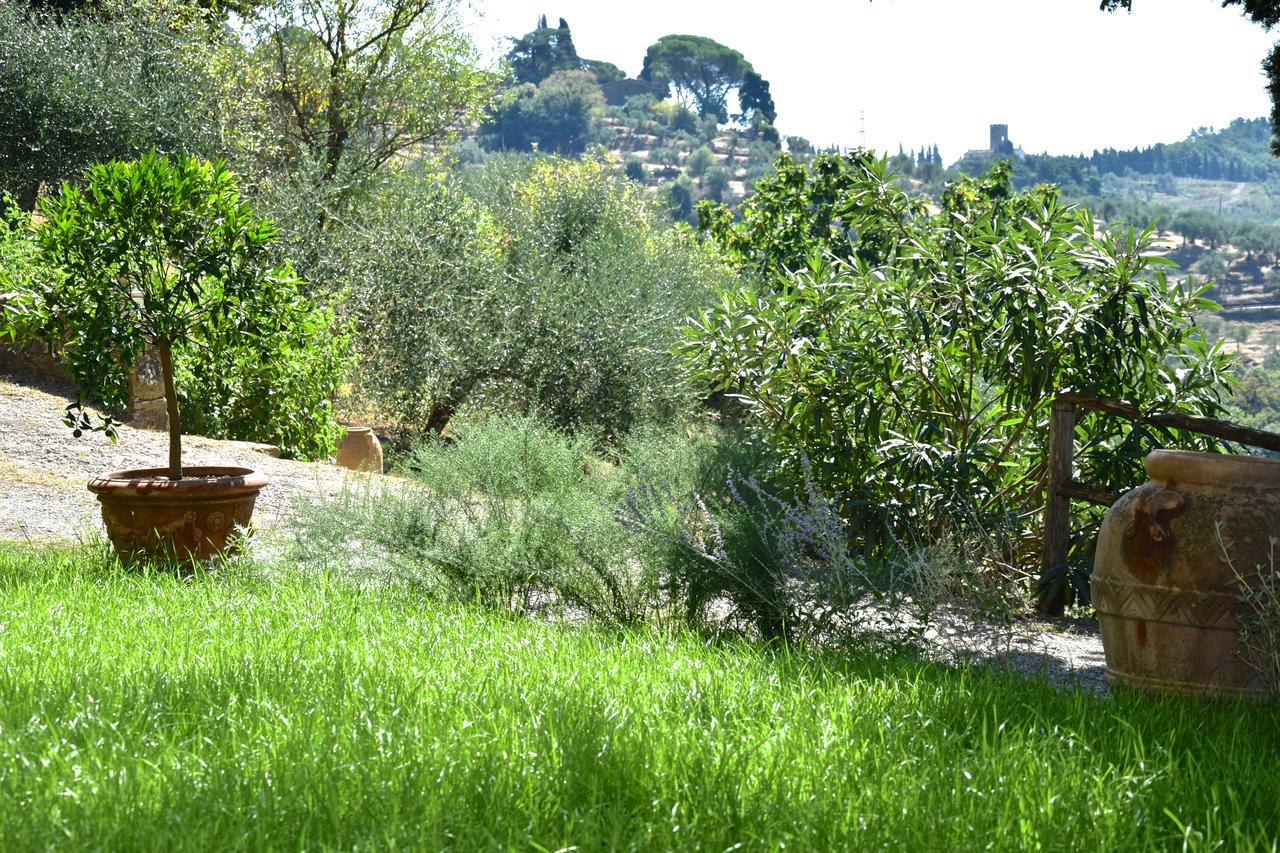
27, 152, 310, 564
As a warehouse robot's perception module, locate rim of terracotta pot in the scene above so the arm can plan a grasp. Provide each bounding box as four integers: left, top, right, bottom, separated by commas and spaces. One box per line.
1145, 449, 1280, 489
88, 466, 270, 498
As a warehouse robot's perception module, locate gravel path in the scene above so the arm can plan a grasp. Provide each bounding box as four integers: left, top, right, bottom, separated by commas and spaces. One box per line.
0, 375, 360, 543
925, 609, 1108, 694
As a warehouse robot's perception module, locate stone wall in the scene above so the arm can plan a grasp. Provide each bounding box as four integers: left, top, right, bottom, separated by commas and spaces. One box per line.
126, 348, 168, 430
0, 341, 170, 430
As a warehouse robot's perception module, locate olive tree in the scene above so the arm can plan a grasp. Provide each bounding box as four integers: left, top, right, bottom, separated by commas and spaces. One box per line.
0, 1, 239, 208
248, 0, 497, 182
341, 156, 733, 438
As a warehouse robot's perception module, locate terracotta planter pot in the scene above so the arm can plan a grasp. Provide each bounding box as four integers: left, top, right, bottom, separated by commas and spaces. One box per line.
1092, 450, 1280, 698
87, 467, 269, 565
335, 426, 383, 473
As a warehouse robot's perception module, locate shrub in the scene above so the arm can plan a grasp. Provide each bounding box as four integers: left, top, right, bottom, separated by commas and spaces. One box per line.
452, 150, 536, 213
704, 165, 733, 202
671, 105, 699, 133
666, 177, 696, 223
1195, 251, 1230, 279
451, 139, 487, 166
295, 414, 905, 642
1235, 554, 1280, 693
20, 153, 348, 464
294, 414, 660, 625
340, 156, 733, 439
618, 431, 874, 641
687, 155, 1234, 585
0, 200, 40, 338
338, 174, 506, 431
649, 147, 681, 167
1229, 364, 1280, 436
174, 275, 350, 461
623, 157, 646, 183
493, 156, 732, 436
686, 145, 716, 180
0, 1, 262, 206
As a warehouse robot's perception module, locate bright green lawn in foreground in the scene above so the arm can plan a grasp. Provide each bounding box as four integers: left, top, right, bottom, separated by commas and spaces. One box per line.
0, 548, 1278, 851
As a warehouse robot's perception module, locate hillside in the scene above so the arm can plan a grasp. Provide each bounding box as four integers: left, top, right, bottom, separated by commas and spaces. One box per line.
470, 19, 1280, 334
475, 18, 1280, 257
941, 120, 1280, 345
463, 17, 798, 219
955, 118, 1280, 205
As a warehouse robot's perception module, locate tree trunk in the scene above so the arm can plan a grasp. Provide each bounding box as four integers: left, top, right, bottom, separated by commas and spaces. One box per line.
16, 179, 39, 212
156, 338, 183, 480
322, 27, 349, 184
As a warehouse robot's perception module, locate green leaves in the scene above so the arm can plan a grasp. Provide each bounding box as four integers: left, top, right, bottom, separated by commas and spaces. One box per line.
685, 159, 1234, 565
28, 152, 350, 459
36, 152, 270, 346
247, 0, 497, 181
0, 1, 246, 202
341, 157, 731, 439
175, 259, 350, 461
697, 150, 924, 281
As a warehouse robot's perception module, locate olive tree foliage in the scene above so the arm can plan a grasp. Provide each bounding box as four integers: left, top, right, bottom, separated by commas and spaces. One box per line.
336, 176, 505, 432
686, 153, 1234, 567
685, 146, 716, 180
245, 0, 497, 183
0, 0, 263, 208
24, 0, 262, 14
338, 155, 735, 438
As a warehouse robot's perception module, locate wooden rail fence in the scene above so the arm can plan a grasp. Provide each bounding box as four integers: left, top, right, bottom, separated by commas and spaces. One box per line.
1035, 391, 1280, 616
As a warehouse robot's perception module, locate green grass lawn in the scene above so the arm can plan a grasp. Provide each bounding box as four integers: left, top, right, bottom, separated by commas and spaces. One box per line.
1, 547, 1278, 851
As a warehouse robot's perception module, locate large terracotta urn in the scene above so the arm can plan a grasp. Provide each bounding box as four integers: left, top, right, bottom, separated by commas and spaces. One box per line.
88, 467, 269, 566
1092, 450, 1279, 698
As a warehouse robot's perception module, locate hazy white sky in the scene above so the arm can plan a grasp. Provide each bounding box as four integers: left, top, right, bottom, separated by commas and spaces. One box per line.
462, 0, 1277, 163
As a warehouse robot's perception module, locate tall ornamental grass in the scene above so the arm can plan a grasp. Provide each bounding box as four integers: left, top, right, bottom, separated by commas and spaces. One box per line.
295, 415, 1008, 641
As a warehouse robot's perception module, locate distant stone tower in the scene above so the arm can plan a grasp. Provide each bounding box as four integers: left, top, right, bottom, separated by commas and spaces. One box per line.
989, 124, 1009, 153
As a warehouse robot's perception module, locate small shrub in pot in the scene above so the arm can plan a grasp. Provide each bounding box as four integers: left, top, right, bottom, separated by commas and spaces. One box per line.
24, 152, 337, 563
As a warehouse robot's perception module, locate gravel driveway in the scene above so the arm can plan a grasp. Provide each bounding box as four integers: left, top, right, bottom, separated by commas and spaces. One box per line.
0, 375, 360, 543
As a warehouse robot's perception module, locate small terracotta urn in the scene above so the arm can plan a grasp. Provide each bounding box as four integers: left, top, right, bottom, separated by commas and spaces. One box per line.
336, 426, 383, 473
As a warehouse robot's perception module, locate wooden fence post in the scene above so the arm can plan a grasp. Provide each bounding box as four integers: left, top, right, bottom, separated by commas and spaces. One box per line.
1036, 395, 1075, 616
